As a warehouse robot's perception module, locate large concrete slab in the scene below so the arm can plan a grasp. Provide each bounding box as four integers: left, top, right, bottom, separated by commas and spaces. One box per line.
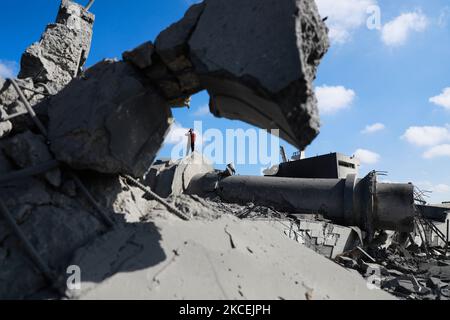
68, 215, 394, 300
48, 60, 172, 177
187, 0, 329, 149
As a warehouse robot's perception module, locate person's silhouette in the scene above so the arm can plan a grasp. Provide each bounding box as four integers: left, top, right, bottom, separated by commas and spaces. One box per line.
186, 129, 196, 154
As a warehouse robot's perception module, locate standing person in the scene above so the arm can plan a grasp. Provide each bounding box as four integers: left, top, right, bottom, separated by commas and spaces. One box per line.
186, 129, 196, 154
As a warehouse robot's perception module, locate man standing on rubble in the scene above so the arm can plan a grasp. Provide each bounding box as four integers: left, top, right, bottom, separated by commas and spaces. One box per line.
186, 128, 196, 155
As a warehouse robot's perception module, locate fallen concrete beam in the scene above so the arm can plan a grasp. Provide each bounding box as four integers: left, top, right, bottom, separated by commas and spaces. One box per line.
130, 0, 329, 150
187, 0, 329, 149
188, 172, 416, 233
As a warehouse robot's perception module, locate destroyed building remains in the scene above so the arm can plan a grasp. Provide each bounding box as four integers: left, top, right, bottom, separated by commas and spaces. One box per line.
0, 0, 449, 300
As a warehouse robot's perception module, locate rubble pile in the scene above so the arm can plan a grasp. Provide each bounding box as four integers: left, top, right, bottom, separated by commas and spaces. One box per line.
0, 0, 340, 300
0, 0, 446, 301
334, 226, 450, 300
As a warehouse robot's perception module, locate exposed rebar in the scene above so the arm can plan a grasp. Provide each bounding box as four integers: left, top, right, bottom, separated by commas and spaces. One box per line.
0, 199, 59, 289
0, 160, 60, 186
9, 78, 48, 137
85, 0, 95, 11
122, 174, 190, 221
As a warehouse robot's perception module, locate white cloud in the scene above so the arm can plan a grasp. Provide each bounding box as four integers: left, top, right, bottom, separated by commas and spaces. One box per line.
381, 11, 428, 47
0, 60, 17, 79
416, 181, 450, 194
402, 126, 450, 147
435, 184, 450, 194
430, 87, 450, 110
354, 148, 380, 165
316, 85, 356, 115
193, 104, 210, 117
316, 0, 377, 44
362, 123, 385, 134
423, 144, 450, 159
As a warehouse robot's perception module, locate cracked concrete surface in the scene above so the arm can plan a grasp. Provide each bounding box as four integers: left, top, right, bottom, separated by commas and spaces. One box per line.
67, 215, 394, 300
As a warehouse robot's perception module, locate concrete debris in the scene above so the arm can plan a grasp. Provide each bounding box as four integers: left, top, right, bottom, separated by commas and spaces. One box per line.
18, 0, 94, 90
154, 2, 204, 99
0, 0, 94, 139
48, 60, 172, 177
2, 0, 441, 301
123, 41, 155, 70
334, 227, 450, 300
187, 0, 329, 150
0, 120, 12, 138
143, 152, 213, 198
65, 215, 393, 300
280, 218, 362, 258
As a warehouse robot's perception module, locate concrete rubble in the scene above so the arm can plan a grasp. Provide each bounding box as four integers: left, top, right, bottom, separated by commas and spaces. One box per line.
0, 0, 94, 138
47, 59, 172, 176
0, 0, 448, 301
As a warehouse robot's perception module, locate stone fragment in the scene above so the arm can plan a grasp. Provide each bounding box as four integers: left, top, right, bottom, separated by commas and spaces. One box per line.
155, 3, 204, 73
152, 3, 205, 100
0, 121, 12, 138
123, 41, 154, 69
18, 0, 94, 92
48, 60, 172, 177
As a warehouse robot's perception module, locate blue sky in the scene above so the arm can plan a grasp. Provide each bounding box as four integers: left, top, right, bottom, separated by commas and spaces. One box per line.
1, 0, 449, 203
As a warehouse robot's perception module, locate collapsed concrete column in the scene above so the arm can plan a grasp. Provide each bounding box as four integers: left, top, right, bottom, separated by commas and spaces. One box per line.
0, 0, 95, 138
188, 173, 416, 233
18, 0, 95, 91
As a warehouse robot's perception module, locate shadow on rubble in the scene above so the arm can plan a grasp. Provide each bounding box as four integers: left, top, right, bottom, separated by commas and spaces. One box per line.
28, 170, 168, 300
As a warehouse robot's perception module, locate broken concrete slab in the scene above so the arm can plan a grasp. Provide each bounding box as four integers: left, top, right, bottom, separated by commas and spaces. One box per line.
48, 60, 172, 177
68, 215, 394, 300
155, 3, 204, 74
0, 121, 12, 138
0, 176, 105, 299
123, 41, 155, 70
187, 0, 329, 149
278, 218, 361, 259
